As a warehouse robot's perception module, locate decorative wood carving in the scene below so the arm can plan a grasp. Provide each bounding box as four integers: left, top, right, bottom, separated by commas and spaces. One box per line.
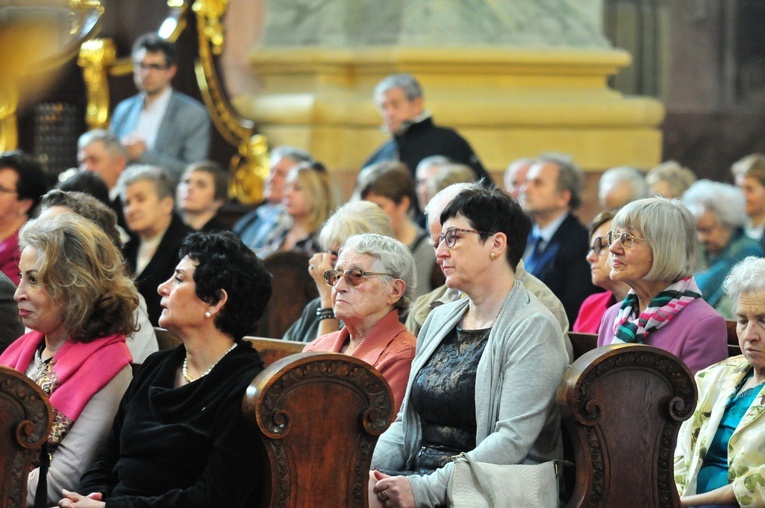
558, 344, 696, 508
0, 365, 53, 508
244, 353, 393, 508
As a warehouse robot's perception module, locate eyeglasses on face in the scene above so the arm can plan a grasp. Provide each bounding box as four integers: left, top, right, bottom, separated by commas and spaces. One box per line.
606, 230, 649, 249
134, 62, 169, 71
323, 269, 397, 287
437, 227, 494, 249
588, 235, 608, 256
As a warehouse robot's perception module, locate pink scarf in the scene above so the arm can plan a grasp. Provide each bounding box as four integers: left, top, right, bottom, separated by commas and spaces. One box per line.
0, 331, 131, 448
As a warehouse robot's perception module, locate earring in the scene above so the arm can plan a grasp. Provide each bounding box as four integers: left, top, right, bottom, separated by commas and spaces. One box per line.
490, 252, 496, 260
205, 311, 211, 318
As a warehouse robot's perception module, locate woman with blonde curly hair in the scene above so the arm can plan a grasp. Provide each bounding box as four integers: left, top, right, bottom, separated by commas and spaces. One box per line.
0, 212, 138, 507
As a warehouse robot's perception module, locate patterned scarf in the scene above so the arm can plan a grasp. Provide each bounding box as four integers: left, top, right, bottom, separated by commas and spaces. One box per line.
611, 276, 702, 344
0, 331, 131, 452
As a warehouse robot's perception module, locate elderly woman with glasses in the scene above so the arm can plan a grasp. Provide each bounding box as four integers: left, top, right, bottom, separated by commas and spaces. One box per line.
304, 233, 416, 412
597, 197, 727, 374
674, 257, 765, 508
369, 186, 568, 508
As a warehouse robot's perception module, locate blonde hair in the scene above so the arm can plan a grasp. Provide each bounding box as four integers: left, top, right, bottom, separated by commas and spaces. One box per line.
290, 163, 342, 233
19, 212, 138, 342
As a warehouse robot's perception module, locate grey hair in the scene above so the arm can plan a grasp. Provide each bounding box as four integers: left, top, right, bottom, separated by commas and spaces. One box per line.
598, 166, 649, 208
374, 73, 423, 102
118, 165, 175, 202
723, 256, 765, 304
339, 233, 417, 315
537, 152, 583, 210
416, 155, 451, 175
646, 161, 697, 198
682, 180, 747, 229
270, 145, 313, 166
611, 197, 697, 282
319, 201, 395, 251
424, 181, 477, 220
77, 129, 126, 157
431, 164, 476, 195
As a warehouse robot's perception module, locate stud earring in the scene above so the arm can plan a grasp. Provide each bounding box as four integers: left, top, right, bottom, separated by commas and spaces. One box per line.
205, 311, 211, 318
490, 252, 496, 260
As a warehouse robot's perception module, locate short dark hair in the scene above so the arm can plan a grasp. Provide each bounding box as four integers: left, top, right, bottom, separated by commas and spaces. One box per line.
180, 232, 272, 340
0, 151, 49, 212
57, 171, 111, 207
359, 161, 416, 208
183, 161, 228, 202
440, 186, 531, 270
588, 210, 616, 238
132, 33, 177, 67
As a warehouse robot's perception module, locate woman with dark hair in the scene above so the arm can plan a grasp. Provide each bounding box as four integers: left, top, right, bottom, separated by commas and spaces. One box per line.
0, 150, 49, 284
573, 211, 630, 333
0, 213, 137, 506
369, 186, 568, 508
176, 161, 228, 232
59, 231, 272, 508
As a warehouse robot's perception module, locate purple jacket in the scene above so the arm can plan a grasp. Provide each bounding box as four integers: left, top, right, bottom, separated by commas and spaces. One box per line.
597, 298, 727, 374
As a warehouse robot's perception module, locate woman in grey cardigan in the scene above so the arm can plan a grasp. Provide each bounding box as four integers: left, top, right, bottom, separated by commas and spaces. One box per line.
369, 186, 568, 508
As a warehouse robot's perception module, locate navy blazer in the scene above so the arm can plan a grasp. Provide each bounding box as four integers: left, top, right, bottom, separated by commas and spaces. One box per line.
123, 214, 191, 326
110, 90, 211, 180
526, 213, 599, 324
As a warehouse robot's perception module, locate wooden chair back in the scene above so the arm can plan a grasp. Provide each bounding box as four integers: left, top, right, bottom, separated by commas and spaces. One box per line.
255, 251, 319, 339
726, 320, 741, 357
243, 336, 305, 367
0, 365, 53, 508
244, 352, 394, 508
558, 344, 696, 508
567, 332, 599, 360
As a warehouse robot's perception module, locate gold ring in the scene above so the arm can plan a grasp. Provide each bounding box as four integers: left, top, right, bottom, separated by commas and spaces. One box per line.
379, 490, 388, 500
385, 500, 393, 508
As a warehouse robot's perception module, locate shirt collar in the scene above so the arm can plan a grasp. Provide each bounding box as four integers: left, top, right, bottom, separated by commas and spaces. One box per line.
532, 211, 569, 243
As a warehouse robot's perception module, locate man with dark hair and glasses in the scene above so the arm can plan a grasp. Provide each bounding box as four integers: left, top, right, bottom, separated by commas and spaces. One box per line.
110, 33, 211, 181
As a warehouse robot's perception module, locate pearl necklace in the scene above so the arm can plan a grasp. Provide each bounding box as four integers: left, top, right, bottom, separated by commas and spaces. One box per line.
183, 343, 237, 383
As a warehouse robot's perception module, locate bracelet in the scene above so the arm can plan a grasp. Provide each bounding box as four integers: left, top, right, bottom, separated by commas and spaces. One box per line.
315, 307, 335, 320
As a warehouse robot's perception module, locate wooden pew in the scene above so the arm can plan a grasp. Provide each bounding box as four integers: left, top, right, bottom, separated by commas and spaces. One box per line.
243, 336, 305, 367
726, 320, 742, 357
558, 344, 696, 507
567, 331, 599, 360
0, 365, 53, 508
154, 327, 182, 351
243, 353, 393, 508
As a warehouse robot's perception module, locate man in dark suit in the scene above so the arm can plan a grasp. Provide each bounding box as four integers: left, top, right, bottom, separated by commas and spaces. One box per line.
521, 154, 598, 323
110, 34, 210, 181
119, 165, 191, 326
362, 73, 491, 218
0, 271, 23, 353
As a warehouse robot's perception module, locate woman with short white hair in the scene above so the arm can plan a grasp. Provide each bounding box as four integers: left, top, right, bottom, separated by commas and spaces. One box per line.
683, 180, 763, 317
597, 197, 728, 374
304, 233, 417, 412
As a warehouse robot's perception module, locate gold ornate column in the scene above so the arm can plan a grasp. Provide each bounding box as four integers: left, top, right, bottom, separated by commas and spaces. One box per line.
78, 38, 116, 130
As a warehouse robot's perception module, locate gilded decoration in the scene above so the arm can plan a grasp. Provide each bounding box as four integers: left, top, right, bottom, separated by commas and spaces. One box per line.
78, 38, 116, 130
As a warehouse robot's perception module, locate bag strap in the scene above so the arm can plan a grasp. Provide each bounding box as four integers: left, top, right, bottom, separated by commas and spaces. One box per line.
456, 452, 498, 505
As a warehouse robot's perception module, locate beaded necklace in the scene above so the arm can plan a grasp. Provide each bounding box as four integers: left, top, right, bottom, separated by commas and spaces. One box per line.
183, 342, 237, 383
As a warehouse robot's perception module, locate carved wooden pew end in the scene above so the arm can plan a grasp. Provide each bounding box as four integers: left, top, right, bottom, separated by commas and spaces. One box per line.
243, 352, 393, 508
558, 344, 697, 508
0, 365, 53, 508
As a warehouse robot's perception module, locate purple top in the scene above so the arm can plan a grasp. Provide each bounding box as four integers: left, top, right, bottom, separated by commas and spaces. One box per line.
597, 298, 727, 374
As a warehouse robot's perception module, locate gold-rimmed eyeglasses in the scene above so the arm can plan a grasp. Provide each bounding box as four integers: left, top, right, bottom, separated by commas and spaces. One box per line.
323, 269, 397, 287
606, 230, 649, 249
437, 227, 494, 249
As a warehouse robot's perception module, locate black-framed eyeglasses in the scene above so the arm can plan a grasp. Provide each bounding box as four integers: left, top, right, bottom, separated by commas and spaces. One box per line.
437, 227, 494, 249
588, 235, 608, 256
606, 230, 649, 249
323, 269, 397, 287
134, 62, 170, 71
0, 184, 18, 195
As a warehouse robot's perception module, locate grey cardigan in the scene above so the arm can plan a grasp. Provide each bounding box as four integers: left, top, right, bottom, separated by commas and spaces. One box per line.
372, 280, 568, 507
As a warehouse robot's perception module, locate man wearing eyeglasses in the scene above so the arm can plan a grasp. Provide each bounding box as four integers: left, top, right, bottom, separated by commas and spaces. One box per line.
110, 33, 211, 182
